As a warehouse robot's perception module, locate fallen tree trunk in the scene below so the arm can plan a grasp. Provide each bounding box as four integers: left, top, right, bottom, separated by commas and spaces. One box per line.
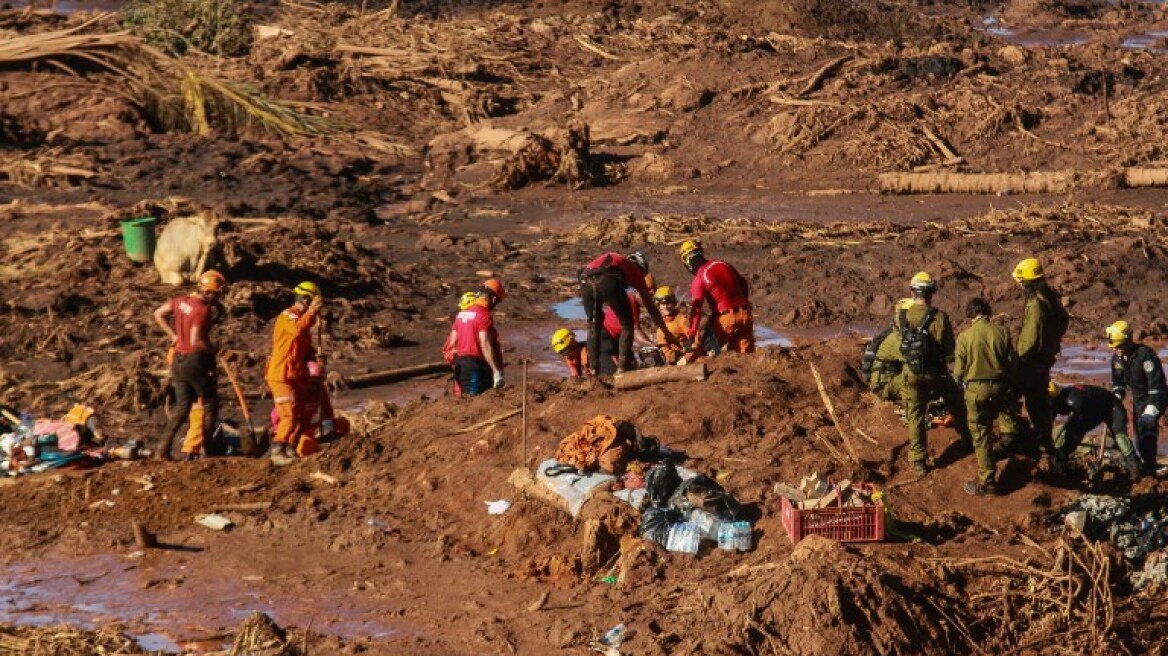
508, 467, 571, 515
342, 362, 449, 388
614, 363, 707, 390
1123, 168, 1168, 188
878, 171, 1071, 195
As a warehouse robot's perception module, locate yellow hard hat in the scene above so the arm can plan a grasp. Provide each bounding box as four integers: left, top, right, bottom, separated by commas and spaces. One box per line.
895, 297, 914, 311
909, 272, 936, 293
1012, 258, 1044, 282
1048, 381, 1061, 398
551, 328, 576, 353
293, 281, 321, 298
654, 286, 676, 302
1105, 320, 1132, 348
458, 291, 478, 310
679, 239, 703, 262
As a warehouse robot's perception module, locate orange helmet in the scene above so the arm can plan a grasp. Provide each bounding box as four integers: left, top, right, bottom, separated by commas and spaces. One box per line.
197, 270, 226, 294
482, 278, 506, 302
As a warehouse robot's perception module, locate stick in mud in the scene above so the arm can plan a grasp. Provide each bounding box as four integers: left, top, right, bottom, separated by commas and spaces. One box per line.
521, 359, 528, 468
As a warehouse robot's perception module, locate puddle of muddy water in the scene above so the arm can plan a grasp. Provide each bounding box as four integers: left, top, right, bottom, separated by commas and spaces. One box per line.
0, 553, 404, 653
10, 0, 125, 14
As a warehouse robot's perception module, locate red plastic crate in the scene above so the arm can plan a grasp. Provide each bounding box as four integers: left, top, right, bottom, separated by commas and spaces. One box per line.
780, 483, 885, 543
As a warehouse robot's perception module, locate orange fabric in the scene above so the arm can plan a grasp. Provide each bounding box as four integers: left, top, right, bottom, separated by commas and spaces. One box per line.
562, 343, 590, 377
715, 308, 755, 354
294, 377, 335, 448
182, 400, 204, 454
554, 415, 633, 474
269, 380, 304, 446
264, 305, 317, 383
333, 416, 351, 437
296, 435, 321, 457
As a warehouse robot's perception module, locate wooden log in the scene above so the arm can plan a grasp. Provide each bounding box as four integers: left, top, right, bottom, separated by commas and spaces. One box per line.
451, 408, 521, 435
342, 362, 450, 388
878, 171, 1071, 195
209, 502, 272, 512
613, 363, 707, 390
1123, 168, 1168, 188
507, 468, 571, 515
132, 518, 157, 549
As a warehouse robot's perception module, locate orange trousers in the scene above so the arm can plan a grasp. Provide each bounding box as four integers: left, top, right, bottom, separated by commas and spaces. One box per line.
183, 401, 205, 454
268, 380, 305, 447
715, 308, 756, 354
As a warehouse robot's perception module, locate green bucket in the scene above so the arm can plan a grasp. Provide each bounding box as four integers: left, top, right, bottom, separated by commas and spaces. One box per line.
120, 216, 157, 264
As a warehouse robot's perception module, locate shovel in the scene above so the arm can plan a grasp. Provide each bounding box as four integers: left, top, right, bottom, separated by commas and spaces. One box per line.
219, 356, 256, 446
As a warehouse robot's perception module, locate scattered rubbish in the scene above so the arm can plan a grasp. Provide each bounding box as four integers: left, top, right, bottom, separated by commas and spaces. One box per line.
309, 471, 338, 485
132, 518, 158, 549
485, 499, 511, 515
487, 546, 500, 556
366, 518, 390, 532
526, 590, 550, 612
777, 473, 885, 543
195, 513, 234, 531
596, 575, 618, 585
1051, 494, 1168, 587
600, 623, 626, 648
88, 499, 115, 510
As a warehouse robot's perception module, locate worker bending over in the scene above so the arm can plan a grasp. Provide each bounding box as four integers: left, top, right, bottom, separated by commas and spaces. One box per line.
578, 251, 675, 373
679, 240, 754, 355
1107, 320, 1167, 476
1049, 381, 1142, 479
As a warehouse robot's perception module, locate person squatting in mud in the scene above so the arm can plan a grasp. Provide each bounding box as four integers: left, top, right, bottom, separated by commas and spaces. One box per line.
679, 239, 756, 357
447, 279, 507, 396
1106, 320, 1168, 476
151, 270, 226, 461
1049, 381, 1142, 480
578, 250, 676, 374
265, 281, 325, 466
653, 286, 693, 365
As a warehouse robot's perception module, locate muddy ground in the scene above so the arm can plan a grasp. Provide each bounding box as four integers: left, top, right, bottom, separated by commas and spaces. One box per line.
3, 0, 1168, 653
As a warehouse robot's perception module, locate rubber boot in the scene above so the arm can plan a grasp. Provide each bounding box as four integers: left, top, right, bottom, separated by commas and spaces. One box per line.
269, 442, 294, 467
1125, 453, 1143, 481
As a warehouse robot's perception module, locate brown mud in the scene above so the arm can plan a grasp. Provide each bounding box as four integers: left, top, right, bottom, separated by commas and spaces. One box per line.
4, 0, 1168, 654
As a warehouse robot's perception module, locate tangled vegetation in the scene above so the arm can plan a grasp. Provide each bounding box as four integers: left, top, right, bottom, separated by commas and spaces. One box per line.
123, 0, 254, 57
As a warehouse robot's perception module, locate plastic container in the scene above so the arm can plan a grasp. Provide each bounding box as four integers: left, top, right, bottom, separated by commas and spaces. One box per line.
665, 522, 700, 554
600, 623, 626, 647
689, 508, 722, 539
120, 216, 157, 263
780, 483, 885, 543
717, 521, 752, 552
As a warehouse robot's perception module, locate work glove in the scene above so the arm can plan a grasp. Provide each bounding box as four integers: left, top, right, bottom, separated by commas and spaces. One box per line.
493, 370, 505, 389
1144, 405, 1160, 418
321, 419, 334, 435
1113, 387, 1126, 401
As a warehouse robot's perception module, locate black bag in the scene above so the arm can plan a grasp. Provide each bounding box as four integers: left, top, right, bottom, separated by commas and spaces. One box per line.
668, 475, 741, 520
861, 327, 894, 384
645, 461, 682, 507
899, 307, 938, 375
639, 506, 685, 546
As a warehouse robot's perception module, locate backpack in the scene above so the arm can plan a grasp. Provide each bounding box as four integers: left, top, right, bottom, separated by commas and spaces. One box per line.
554, 415, 636, 475
898, 307, 938, 375
860, 327, 894, 384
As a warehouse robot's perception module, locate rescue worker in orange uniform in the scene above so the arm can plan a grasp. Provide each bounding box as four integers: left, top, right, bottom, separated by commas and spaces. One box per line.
152, 270, 226, 461
265, 281, 324, 466
448, 279, 506, 396
653, 286, 691, 365
552, 328, 590, 378
578, 250, 676, 373
680, 240, 754, 355
268, 360, 349, 456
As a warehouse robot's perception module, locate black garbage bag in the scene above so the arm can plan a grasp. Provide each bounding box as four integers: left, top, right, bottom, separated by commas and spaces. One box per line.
645, 461, 681, 507
669, 475, 742, 520
639, 506, 685, 546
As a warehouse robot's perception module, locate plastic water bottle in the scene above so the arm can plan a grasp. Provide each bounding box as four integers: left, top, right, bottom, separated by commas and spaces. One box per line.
718, 521, 753, 552
367, 518, 390, 532
600, 623, 626, 647
666, 522, 700, 554
689, 509, 721, 539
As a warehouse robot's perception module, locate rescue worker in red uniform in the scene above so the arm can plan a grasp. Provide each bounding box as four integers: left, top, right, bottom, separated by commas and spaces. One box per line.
578, 250, 676, 373
265, 281, 324, 466
448, 279, 506, 396
443, 291, 479, 396
679, 240, 754, 355
151, 270, 226, 461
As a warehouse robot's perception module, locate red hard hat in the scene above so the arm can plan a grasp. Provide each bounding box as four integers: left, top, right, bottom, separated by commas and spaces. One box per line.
482, 278, 506, 302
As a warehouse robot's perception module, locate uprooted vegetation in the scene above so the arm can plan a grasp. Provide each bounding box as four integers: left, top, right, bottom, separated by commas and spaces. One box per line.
123, 0, 255, 56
